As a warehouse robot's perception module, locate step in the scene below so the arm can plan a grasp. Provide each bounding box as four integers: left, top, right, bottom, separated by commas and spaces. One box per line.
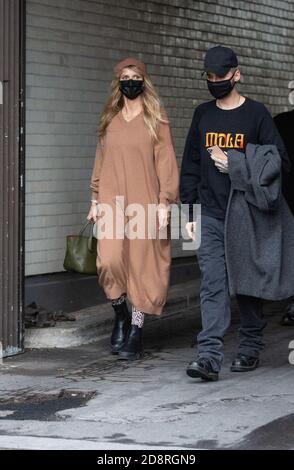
24, 279, 201, 349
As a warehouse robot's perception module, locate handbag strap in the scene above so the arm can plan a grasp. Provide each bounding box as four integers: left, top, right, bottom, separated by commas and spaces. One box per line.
79, 220, 96, 252
79, 220, 92, 235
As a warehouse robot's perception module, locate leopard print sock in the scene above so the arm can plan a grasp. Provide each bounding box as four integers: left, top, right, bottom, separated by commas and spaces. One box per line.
131, 305, 145, 328
111, 293, 126, 306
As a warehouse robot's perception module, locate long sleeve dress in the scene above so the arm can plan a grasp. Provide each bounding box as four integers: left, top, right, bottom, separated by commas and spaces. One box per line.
90, 109, 179, 315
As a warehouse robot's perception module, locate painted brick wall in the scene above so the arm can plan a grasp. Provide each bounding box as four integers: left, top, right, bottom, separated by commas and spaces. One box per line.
25, 0, 294, 275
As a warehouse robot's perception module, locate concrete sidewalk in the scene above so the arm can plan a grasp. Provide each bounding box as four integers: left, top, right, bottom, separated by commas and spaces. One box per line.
0, 296, 294, 450
24, 278, 201, 349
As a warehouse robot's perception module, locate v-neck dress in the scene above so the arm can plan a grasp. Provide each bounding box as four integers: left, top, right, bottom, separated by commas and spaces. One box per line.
90, 110, 179, 315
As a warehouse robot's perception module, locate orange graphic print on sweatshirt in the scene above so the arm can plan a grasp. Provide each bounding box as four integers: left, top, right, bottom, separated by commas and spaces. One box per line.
205, 132, 245, 149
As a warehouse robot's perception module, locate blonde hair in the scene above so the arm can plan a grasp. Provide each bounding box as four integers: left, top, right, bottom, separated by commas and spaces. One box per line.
98, 65, 167, 142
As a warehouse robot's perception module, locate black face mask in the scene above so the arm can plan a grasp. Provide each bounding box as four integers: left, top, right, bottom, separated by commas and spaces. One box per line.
207, 72, 236, 99
119, 79, 144, 100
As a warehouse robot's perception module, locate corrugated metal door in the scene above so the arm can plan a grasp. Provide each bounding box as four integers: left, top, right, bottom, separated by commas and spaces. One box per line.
0, 0, 25, 358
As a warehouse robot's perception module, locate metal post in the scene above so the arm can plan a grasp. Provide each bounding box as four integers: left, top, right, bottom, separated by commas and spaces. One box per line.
0, 0, 25, 358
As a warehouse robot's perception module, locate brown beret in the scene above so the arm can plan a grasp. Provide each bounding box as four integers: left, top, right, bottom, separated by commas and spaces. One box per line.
114, 57, 146, 75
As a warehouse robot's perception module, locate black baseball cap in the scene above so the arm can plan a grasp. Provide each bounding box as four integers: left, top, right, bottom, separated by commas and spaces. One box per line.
203, 46, 238, 77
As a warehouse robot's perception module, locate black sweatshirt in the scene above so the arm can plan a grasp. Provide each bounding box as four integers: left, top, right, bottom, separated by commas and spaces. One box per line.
180, 97, 290, 221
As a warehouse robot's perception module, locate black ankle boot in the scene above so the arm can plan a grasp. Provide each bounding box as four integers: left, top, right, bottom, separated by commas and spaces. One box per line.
118, 325, 144, 360
111, 300, 131, 354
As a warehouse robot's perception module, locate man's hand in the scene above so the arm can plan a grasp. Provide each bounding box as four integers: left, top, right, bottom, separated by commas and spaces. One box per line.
214, 157, 229, 173
185, 222, 196, 240
210, 152, 229, 174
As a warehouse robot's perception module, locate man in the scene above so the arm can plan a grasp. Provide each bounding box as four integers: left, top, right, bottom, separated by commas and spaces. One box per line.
180, 46, 289, 381
274, 80, 294, 326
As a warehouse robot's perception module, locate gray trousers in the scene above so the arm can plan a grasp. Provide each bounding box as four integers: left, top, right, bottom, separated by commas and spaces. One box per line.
196, 215, 267, 372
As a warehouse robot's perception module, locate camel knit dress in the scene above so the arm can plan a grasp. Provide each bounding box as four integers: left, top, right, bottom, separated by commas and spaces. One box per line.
90, 109, 179, 315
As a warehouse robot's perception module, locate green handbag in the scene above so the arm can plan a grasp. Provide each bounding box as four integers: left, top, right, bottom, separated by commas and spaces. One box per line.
63, 220, 97, 274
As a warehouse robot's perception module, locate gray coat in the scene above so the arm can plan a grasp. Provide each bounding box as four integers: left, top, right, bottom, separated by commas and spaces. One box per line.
225, 143, 294, 300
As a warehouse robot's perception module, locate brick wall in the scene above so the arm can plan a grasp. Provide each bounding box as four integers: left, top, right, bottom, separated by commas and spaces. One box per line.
25, 0, 294, 275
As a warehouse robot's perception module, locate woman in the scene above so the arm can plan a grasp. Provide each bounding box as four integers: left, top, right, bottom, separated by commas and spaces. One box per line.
87, 57, 179, 360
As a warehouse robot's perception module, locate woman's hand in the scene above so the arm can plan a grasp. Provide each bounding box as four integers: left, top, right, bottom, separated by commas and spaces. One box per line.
87, 203, 99, 222
158, 203, 170, 230
185, 222, 196, 241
